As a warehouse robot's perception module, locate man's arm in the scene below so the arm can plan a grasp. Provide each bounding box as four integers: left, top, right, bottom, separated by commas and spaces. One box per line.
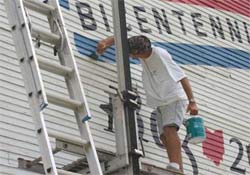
180, 77, 198, 115
96, 36, 114, 54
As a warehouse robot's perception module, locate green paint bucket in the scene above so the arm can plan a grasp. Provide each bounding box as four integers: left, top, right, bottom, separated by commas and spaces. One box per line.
185, 117, 206, 144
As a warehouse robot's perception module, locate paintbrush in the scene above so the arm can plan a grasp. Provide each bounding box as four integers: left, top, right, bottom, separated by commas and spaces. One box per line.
90, 51, 100, 60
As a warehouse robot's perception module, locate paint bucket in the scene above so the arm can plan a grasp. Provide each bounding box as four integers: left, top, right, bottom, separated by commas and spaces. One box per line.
185, 116, 206, 144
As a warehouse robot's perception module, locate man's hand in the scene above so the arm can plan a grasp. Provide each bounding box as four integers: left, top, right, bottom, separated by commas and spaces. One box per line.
96, 36, 115, 55
186, 102, 198, 115
96, 41, 107, 55
180, 77, 199, 115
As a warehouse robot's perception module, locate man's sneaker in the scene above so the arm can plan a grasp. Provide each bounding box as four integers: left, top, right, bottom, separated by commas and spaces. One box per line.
167, 163, 183, 174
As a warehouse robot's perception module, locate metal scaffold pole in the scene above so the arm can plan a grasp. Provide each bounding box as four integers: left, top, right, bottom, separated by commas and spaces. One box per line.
111, 0, 141, 174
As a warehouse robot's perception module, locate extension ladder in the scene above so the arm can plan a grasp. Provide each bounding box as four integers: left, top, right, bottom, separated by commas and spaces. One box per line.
4, 0, 103, 174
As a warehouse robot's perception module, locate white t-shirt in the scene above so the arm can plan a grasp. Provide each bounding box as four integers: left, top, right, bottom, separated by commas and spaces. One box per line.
140, 46, 187, 107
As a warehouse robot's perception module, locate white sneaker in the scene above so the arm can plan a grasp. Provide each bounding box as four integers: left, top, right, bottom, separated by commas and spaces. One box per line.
167, 162, 182, 174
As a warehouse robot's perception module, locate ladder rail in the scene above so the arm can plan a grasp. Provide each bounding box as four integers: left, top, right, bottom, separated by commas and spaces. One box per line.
4, 0, 48, 110
46, 0, 92, 117
46, 1, 103, 174
4, 0, 57, 174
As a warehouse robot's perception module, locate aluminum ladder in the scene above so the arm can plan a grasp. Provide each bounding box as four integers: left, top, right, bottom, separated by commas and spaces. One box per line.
4, 0, 103, 174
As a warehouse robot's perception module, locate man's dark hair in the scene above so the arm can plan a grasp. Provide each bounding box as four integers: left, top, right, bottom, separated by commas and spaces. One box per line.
128, 35, 151, 54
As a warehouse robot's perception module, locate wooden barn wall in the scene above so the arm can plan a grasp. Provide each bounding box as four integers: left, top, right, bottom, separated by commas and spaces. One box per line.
0, 0, 249, 174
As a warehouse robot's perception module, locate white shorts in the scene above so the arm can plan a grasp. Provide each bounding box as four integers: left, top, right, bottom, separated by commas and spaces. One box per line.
156, 100, 186, 135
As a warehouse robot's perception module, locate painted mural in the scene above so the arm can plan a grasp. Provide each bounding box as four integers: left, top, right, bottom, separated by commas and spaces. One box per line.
58, 0, 250, 174
0, 0, 249, 174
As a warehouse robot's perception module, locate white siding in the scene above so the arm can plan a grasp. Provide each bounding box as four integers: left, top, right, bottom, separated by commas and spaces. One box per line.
0, 0, 250, 175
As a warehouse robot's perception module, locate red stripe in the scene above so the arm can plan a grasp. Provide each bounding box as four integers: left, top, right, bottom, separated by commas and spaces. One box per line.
162, 0, 250, 17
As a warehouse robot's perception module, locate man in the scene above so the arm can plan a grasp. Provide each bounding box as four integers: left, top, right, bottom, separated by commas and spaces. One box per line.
96, 35, 198, 173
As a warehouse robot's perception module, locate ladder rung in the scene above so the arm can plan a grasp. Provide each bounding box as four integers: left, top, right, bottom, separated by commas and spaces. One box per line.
48, 130, 88, 146
57, 169, 82, 175
38, 57, 74, 77
46, 92, 82, 110
23, 0, 56, 16
31, 26, 60, 45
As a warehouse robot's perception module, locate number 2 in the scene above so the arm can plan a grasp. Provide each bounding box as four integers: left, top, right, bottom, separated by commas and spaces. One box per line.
230, 138, 246, 174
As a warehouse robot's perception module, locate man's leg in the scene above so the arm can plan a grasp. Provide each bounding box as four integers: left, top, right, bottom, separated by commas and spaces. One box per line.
157, 100, 186, 173
161, 126, 183, 173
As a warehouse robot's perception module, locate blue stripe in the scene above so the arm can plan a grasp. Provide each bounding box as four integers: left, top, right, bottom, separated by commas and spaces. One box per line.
74, 33, 250, 69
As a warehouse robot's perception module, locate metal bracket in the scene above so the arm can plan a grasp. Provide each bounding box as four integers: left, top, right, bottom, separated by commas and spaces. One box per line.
109, 85, 141, 110
100, 85, 142, 132
132, 148, 144, 158
121, 90, 140, 110
99, 85, 146, 173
